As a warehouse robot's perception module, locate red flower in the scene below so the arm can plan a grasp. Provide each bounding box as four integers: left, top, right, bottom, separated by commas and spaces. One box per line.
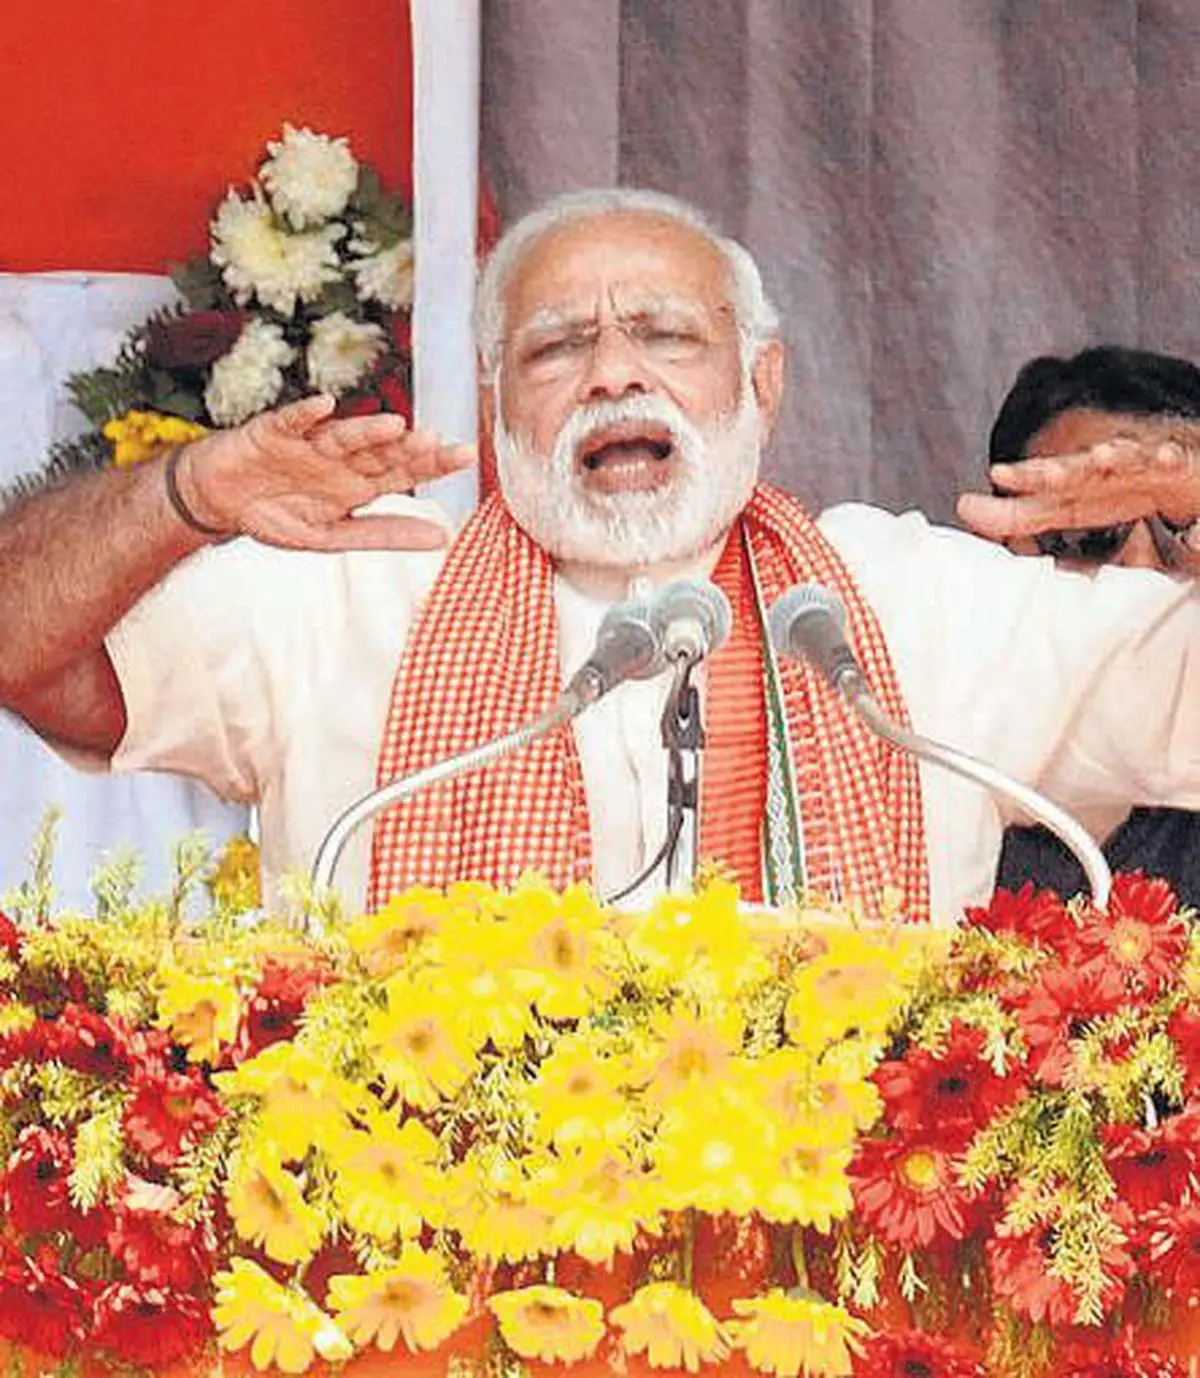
144, 309, 249, 368
0, 1006, 46, 1069
236, 956, 332, 1059
1168, 1005, 1200, 1100
107, 1184, 214, 1290
1015, 960, 1126, 1085
123, 1055, 223, 1168
1144, 1199, 1200, 1301
0, 910, 22, 959
873, 1022, 1026, 1149
90, 1282, 211, 1365
850, 1138, 980, 1250
965, 882, 1075, 954
0, 1126, 110, 1247
45, 1003, 132, 1078
1103, 1106, 1200, 1214
1073, 874, 1188, 995
988, 1218, 1133, 1326
0, 1248, 88, 1358
853, 1329, 986, 1377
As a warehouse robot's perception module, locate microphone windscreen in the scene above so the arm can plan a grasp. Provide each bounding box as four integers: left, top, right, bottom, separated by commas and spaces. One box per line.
651, 579, 733, 655
768, 583, 846, 659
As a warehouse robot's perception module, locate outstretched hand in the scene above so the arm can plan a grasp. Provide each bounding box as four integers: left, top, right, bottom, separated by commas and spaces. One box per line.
957, 430, 1200, 543
175, 395, 475, 551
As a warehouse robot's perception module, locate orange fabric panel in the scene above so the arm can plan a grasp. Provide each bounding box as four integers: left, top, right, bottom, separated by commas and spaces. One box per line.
0, 0, 412, 273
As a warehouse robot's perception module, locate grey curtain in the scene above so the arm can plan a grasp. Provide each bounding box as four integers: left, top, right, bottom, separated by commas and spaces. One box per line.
481, 0, 1200, 523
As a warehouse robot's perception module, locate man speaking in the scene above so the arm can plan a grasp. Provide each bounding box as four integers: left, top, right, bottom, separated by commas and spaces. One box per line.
2, 189, 1200, 924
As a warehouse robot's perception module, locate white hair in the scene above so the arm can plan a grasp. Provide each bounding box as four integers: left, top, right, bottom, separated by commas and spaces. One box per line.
474, 187, 780, 380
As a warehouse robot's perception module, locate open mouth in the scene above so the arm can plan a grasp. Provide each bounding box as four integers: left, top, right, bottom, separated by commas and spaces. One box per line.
576, 421, 677, 491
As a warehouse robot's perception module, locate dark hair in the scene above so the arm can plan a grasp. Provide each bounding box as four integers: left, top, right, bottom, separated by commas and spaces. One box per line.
988, 345, 1200, 462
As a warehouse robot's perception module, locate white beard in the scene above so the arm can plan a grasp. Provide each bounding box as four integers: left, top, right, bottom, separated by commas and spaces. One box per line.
494, 388, 763, 569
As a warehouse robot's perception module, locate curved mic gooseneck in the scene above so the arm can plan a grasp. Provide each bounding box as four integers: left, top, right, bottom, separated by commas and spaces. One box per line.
767, 584, 1113, 909
311, 579, 729, 899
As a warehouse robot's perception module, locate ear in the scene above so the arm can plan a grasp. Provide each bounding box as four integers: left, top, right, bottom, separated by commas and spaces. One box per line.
750, 340, 786, 442
478, 368, 496, 440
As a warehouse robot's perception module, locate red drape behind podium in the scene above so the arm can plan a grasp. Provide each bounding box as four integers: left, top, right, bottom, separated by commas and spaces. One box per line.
0, 0, 413, 273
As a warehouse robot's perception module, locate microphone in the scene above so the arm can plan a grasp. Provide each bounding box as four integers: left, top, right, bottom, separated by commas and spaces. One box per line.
766, 582, 1113, 908
650, 578, 732, 664
562, 596, 664, 710
768, 584, 865, 697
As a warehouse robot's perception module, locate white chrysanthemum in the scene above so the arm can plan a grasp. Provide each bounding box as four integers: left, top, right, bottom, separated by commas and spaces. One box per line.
348, 237, 415, 309
205, 319, 297, 426
210, 189, 344, 316
306, 312, 387, 395
261, 123, 359, 228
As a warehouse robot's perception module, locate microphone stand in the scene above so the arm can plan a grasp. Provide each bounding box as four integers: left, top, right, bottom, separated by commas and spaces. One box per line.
661, 655, 704, 888
600, 656, 707, 905
841, 681, 1113, 909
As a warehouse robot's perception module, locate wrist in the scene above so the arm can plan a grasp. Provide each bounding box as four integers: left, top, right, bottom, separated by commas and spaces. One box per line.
162, 446, 232, 542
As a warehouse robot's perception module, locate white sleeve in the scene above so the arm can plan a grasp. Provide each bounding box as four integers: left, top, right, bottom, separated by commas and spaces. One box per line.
819, 503, 1200, 820
106, 539, 322, 803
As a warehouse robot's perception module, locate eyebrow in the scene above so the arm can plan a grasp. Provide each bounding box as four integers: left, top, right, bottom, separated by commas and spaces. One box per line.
512, 293, 724, 338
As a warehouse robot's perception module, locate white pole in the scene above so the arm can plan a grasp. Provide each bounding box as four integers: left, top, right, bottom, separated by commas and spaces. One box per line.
410, 0, 482, 521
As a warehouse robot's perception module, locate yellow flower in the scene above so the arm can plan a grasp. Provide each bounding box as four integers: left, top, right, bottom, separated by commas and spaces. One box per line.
654, 1088, 775, 1215
216, 1043, 364, 1159
104, 409, 208, 469
507, 881, 614, 1019
785, 927, 914, 1050
346, 886, 453, 978
365, 975, 474, 1108
527, 1033, 632, 1149
609, 1282, 729, 1371
625, 879, 765, 997
640, 1006, 744, 1107
488, 1285, 605, 1364
327, 1246, 469, 1353
447, 1153, 556, 1263
326, 1114, 443, 1240
760, 1136, 855, 1231
156, 967, 240, 1063
214, 1258, 351, 1373
226, 1151, 325, 1265
730, 1292, 867, 1377
799, 1044, 884, 1142
432, 963, 535, 1052
533, 1144, 661, 1263
209, 834, 262, 911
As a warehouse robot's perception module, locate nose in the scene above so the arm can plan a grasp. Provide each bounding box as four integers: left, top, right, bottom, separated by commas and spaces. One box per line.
1114, 521, 1167, 571
578, 322, 651, 403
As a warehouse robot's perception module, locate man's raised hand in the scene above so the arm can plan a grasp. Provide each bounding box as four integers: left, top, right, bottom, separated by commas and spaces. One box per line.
957, 428, 1200, 544
173, 395, 475, 551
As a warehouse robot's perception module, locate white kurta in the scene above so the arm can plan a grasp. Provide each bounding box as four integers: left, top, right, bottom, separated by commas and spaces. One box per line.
107, 497, 1200, 924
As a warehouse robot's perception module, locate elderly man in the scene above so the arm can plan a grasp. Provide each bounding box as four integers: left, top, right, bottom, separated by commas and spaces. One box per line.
3, 188, 1200, 925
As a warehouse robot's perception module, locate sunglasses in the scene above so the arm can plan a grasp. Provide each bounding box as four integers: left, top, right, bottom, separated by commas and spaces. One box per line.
1034, 514, 1193, 566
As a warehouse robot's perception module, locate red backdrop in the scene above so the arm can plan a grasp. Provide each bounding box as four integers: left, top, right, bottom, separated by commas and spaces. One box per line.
0, 0, 412, 273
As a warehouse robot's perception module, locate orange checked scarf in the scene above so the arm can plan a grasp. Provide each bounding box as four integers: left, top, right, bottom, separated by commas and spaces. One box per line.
368, 484, 930, 921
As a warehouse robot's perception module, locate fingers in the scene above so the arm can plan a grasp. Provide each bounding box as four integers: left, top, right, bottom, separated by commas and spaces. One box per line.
259, 393, 339, 436
243, 508, 452, 554
957, 491, 1042, 542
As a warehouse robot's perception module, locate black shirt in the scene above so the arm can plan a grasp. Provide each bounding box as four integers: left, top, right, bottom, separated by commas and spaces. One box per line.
995, 807, 1200, 909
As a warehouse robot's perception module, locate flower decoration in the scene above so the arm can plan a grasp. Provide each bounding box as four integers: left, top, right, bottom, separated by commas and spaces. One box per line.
0, 852, 935, 1376
1, 840, 1195, 1376
848, 871, 1200, 1375
17, 124, 412, 497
